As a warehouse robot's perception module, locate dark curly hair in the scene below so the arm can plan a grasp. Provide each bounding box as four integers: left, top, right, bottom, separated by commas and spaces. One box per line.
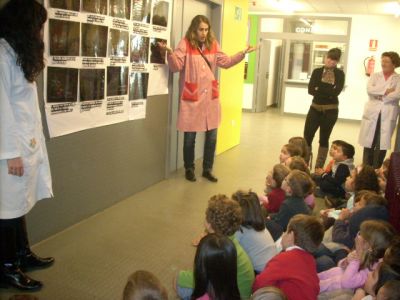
0, 0, 47, 82
206, 195, 242, 236
355, 164, 380, 193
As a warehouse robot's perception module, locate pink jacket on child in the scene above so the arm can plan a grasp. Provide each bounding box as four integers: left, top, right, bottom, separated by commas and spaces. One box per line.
318, 254, 380, 292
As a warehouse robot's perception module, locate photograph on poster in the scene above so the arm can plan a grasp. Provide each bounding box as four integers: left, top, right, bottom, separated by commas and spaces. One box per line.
129, 72, 149, 100
150, 38, 166, 64
82, 0, 107, 15
107, 66, 129, 96
131, 0, 151, 23
79, 69, 105, 101
49, 0, 80, 11
109, 0, 131, 19
47, 67, 78, 103
109, 29, 129, 57
81, 23, 108, 57
130, 35, 149, 63
152, 0, 169, 27
49, 19, 80, 56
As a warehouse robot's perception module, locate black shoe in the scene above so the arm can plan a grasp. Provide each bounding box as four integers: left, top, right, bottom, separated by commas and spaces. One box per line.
0, 265, 42, 291
19, 252, 54, 271
202, 171, 218, 182
185, 169, 196, 182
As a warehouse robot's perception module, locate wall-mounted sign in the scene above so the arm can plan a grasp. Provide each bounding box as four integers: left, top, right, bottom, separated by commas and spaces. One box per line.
234, 6, 242, 21
295, 26, 312, 33
369, 39, 378, 51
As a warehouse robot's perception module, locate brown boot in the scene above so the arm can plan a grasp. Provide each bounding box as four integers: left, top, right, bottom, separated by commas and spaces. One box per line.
315, 146, 329, 170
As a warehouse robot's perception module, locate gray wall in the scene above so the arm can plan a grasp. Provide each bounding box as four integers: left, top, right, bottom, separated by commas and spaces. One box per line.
28, 77, 168, 244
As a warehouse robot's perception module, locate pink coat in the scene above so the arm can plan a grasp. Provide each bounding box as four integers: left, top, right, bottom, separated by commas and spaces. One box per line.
167, 38, 244, 132
318, 255, 379, 292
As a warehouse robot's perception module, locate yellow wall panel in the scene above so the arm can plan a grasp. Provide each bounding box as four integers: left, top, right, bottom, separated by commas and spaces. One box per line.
217, 0, 248, 154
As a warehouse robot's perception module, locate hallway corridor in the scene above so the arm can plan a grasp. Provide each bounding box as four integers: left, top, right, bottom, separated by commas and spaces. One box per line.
0, 110, 363, 299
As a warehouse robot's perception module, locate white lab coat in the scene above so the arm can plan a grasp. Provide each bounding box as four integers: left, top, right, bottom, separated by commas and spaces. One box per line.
358, 71, 400, 150
0, 39, 53, 219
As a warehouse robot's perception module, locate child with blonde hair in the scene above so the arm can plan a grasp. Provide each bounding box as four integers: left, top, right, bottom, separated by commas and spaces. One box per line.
251, 286, 288, 300
123, 270, 168, 300
318, 220, 395, 292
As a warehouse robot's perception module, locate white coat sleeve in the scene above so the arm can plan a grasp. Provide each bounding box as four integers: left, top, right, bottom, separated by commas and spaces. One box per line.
0, 60, 21, 160
367, 73, 384, 97
383, 76, 400, 104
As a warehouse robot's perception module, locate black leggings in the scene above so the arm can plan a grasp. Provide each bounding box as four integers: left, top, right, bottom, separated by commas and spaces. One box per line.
304, 106, 338, 147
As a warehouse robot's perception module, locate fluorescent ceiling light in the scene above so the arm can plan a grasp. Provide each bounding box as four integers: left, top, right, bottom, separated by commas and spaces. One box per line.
383, 1, 400, 17
268, 0, 303, 14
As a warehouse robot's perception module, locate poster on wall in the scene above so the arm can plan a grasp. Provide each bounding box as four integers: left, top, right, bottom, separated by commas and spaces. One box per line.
43, 0, 173, 137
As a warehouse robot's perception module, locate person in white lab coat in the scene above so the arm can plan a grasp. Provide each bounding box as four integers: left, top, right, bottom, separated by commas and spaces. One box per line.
0, 0, 54, 291
359, 52, 400, 168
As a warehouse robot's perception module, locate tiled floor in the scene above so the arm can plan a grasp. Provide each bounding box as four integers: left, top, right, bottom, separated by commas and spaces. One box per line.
0, 109, 363, 299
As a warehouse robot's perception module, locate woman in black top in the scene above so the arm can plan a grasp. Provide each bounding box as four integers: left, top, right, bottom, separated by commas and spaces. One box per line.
304, 48, 345, 170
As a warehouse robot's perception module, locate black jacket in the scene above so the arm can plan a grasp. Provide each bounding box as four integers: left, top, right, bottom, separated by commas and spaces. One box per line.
308, 67, 345, 105
271, 196, 310, 231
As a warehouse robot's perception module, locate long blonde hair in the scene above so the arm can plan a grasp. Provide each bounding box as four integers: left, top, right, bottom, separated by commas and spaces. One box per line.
185, 15, 215, 50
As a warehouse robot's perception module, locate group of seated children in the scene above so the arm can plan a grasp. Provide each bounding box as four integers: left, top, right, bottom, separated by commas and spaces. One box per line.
122, 136, 398, 300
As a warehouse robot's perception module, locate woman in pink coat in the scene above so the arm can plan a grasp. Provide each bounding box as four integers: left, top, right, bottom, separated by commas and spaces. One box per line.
161, 15, 255, 182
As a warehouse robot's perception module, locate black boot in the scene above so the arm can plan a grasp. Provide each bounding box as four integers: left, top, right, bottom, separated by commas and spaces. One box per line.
16, 217, 54, 271
19, 252, 55, 271
202, 170, 218, 182
315, 146, 329, 170
185, 168, 196, 182
0, 263, 42, 291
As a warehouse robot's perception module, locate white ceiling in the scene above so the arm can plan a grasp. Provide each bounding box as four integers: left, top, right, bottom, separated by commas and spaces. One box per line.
249, 0, 400, 16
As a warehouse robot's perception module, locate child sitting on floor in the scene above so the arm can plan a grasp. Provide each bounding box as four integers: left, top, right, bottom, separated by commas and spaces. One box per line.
314, 140, 355, 206
260, 164, 290, 214
279, 143, 302, 165
288, 136, 310, 166
176, 195, 254, 300
286, 156, 315, 209
314, 140, 346, 176
318, 220, 395, 293
352, 237, 400, 299
233, 190, 277, 273
123, 270, 168, 300
251, 286, 288, 300
191, 233, 241, 300
253, 214, 324, 300
266, 170, 312, 240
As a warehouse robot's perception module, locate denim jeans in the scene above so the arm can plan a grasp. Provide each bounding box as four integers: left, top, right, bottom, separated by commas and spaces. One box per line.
183, 128, 217, 171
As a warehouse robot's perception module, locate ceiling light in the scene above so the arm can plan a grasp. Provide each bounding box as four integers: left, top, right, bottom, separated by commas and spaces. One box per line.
268, 0, 301, 14
383, 1, 400, 17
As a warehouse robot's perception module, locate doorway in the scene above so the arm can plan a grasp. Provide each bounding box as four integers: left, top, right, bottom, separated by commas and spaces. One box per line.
253, 38, 284, 111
